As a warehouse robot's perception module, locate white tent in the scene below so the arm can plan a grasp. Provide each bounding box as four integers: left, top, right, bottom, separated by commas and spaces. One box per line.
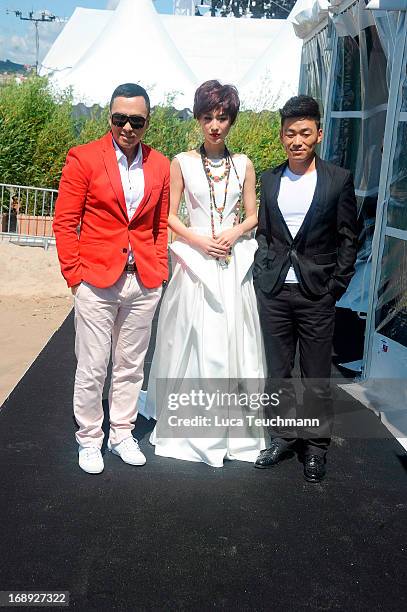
46, 0, 198, 109
40, 0, 302, 109
40, 8, 111, 76
238, 20, 303, 110
160, 14, 284, 88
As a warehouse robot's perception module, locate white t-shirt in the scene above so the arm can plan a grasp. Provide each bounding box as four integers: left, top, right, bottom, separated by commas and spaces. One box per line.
277, 167, 317, 283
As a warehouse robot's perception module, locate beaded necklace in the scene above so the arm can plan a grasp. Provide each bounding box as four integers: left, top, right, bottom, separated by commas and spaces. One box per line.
200, 144, 231, 224
204, 157, 229, 182
207, 158, 224, 169
200, 144, 244, 267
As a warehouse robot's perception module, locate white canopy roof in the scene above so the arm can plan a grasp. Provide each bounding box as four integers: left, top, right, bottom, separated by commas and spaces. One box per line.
239, 20, 303, 109
160, 14, 283, 87
41, 0, 302, 110
45, 0, 198, 109
40, 8, 111, 75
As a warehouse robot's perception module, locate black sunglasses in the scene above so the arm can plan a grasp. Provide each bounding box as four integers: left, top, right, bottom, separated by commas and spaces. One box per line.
111, 113, 147, 129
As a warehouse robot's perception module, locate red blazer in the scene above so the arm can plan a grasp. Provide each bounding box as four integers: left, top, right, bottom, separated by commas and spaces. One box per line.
53, 132, 170, 289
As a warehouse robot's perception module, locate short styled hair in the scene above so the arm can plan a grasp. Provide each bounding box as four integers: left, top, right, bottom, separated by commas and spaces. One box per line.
110, 83, 150, 114
280, 95, 321, 129
193, 80, 240, 125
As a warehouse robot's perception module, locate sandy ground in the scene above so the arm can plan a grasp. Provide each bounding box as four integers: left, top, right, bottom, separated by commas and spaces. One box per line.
0, 241, 73, 406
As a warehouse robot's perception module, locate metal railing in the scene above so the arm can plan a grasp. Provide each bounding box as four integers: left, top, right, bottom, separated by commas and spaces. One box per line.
0, 182, 189, 247
0, 183, 58, 248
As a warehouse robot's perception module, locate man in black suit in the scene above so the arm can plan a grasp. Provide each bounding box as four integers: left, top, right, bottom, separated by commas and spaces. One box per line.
253, 95, 358, 482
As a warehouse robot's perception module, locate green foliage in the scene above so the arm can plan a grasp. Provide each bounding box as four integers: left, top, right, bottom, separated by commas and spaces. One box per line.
0, 78, 77, 188
0, 77, 55, 186
0, 76, 285, 198
77, 106, 110, 145
144, 97, 200, 159
227, 110, 285, 182
29, 100, 77, 189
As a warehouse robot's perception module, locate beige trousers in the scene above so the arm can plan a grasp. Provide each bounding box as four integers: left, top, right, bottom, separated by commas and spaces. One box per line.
73, 272, 162, 448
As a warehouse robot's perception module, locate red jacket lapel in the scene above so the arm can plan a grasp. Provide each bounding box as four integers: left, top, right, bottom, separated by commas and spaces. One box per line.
101, 132, 128, 221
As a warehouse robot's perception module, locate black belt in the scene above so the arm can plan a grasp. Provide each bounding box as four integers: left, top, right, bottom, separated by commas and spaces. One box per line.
124, 263, 137, 273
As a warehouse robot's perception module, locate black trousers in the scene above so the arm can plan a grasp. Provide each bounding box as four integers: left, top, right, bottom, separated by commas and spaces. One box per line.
256, 283, 336, 456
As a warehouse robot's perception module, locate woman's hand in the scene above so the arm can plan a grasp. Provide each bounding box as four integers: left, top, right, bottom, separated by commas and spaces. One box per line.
215, 226, 243, 250
190, 234, 230, 258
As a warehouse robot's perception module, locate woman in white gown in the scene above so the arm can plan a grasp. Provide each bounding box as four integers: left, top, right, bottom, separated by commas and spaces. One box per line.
144, 80, 266, 467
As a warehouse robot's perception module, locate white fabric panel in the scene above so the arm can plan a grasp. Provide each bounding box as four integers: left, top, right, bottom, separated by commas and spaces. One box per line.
40, 0, 302, 110
288, 0, 330, 39
336, 257, 372, 312
40, 8, 111, 76
341, 334, 407, 451
239, 20, 303, 109
47, 0, 198, 109
161, 14, 283, 87
333, 0, 376, 38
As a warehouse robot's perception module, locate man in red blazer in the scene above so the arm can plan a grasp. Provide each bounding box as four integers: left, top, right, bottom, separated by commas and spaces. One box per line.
54, 83, 170, 474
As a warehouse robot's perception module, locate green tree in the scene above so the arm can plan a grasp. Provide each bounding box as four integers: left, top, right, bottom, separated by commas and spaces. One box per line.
145, 102, 199, 160
29, 99, 77, 189
0, 77, 56, 186
77, 106, 110, 145
227, 110, 285, 184
0, 76, 286, 198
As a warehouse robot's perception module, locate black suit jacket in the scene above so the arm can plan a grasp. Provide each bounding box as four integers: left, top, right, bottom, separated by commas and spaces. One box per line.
253, 156, 358, 299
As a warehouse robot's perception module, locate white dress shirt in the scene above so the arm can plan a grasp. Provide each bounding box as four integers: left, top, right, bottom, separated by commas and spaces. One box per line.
113, 138, 144, 264
277, 166, 317, 283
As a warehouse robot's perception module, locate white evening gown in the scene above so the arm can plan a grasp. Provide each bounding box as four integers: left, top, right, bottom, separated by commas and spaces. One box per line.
143, 152, 266, 467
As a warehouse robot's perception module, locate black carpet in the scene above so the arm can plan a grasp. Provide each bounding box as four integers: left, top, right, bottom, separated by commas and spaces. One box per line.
0, 310, 406, 612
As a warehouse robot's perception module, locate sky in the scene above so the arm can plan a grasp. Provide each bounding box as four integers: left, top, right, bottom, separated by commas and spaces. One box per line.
0, 0, 173, 65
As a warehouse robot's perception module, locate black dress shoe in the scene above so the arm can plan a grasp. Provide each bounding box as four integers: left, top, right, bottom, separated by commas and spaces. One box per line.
254, 440, 295, 469
303, 454, 326, 482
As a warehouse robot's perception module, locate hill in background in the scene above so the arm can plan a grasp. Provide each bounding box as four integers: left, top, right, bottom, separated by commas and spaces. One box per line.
0, 60, 28, 73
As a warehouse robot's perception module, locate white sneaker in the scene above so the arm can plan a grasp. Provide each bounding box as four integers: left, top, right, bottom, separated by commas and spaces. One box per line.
107, 436, 146, 466
78, 446, 104, 474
